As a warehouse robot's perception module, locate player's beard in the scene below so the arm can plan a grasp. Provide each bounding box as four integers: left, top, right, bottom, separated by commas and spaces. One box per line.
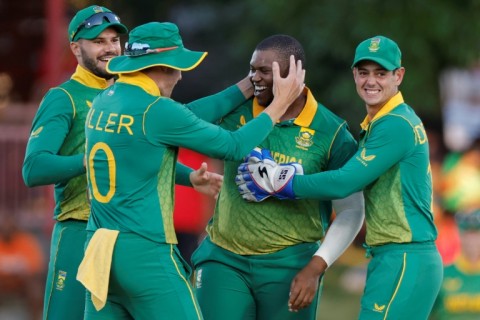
80, 47, 115, 80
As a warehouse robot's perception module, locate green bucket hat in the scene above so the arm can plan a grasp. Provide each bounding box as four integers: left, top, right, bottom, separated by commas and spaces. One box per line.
68, 5, 128, 42
106, 22, 208, 74
352, 35, 402, 71
455, 208, 480, 231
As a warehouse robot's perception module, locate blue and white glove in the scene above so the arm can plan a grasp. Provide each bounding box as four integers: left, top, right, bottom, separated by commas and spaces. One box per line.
235, 147, 304, 202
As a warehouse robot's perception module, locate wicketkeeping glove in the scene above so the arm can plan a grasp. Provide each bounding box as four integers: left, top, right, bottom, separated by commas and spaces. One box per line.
235, 147, 304, 202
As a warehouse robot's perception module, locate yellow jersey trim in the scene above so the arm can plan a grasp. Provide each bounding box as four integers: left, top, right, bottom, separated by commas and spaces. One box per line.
252, 87, 317, 125
71, 65, 110, 89
117, 72, 161, 96
360, 92, 404, 130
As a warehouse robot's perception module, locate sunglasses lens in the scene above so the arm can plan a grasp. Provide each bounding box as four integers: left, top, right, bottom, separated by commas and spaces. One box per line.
72, 12, 121, 41
84, 13, 120, 29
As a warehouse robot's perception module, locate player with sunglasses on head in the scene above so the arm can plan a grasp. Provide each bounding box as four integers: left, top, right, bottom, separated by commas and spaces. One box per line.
23, 5, 235, 319
22, 6, 128, 319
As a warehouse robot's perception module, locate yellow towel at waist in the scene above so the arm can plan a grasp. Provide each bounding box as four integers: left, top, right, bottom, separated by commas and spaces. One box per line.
77, 228, 119, 311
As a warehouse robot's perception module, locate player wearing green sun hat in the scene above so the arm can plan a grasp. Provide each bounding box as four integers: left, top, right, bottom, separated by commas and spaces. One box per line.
78, 21, 304, 319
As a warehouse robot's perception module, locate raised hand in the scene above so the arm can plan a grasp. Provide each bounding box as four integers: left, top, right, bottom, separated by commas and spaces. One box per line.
190, 162, 223, 199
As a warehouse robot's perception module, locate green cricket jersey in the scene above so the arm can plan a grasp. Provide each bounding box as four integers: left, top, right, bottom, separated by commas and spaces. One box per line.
85, 72, 276, 244
432, 255, 480, 319
23, 65, 109, 221
294, 92, 437, 246
207, 88, 358, 254
22, 66, 195, 222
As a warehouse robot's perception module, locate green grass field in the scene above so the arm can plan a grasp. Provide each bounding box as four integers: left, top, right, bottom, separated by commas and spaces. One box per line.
317, 246, 368, 320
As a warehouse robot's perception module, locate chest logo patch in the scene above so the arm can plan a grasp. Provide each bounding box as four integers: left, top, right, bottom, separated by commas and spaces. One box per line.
295, 128, 314, 150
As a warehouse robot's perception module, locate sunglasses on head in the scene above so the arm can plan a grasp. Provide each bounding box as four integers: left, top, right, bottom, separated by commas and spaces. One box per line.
71, 12, 121, 41
124, 43, 179, 57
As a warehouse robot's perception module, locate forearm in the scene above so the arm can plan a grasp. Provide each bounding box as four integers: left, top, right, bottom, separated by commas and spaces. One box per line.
22, 153, 85, 187
293, 169, 363, 200
314, 191, 365, 267
187, 85, 247, 123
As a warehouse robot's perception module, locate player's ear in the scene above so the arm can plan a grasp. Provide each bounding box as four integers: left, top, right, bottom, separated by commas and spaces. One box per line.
70, 41, 81, 57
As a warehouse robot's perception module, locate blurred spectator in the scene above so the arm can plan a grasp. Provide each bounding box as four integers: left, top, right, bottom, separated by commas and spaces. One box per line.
0, 211, 45, 320
440, 62, 480, 152
437, 139, 480, 263
431, 208, 480, 319
0, 72, 13, 111
441, 138, 480, 213
424, 119, 461, 264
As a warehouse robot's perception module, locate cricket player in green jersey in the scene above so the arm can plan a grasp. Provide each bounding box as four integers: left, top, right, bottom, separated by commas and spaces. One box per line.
431, 208, 480, 320
237, 35, 443, 320
22, 6, 225, 320
22, 6, 128, 319
192, 35, 365, 320
80, 22, 304, 320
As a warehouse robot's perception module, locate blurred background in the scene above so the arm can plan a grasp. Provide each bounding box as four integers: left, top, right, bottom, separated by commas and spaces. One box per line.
1, 0, 480, 319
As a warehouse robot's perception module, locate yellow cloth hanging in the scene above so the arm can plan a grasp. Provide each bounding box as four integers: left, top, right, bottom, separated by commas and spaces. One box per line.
77, 228, 119, 311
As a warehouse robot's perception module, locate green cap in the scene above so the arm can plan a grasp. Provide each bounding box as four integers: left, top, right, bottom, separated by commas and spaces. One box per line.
107, 22, 208, 74
68, 5, 128, 42
455, 208, 480, 231
352, 35, 401, 71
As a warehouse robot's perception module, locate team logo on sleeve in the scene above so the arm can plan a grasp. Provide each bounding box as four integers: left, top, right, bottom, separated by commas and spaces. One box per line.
356, 148, 376, 166
360, 148, 376, 161
30, 126, 43, 138
295, 128, 314, 150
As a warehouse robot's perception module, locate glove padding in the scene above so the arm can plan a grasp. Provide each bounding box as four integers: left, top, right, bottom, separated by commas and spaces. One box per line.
235, 147, 304, 202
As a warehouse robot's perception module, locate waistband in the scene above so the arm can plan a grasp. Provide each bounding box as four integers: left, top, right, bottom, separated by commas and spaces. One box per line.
363, 241, 437, 258
57, 218, 88, 226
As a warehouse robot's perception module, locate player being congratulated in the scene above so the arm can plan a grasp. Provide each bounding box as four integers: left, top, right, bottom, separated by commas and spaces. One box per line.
236, 35, 443, 320
192, 35, 365, 320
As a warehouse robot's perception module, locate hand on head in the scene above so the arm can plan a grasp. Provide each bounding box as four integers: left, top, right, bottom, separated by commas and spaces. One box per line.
263, 55, 305, 122
272, 55, 305, 105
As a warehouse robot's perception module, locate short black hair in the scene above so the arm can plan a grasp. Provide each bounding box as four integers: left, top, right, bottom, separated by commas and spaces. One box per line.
255, 34, 306, 68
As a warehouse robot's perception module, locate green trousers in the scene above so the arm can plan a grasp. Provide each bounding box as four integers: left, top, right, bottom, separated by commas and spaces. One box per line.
359, 241, 443, 320
192, 236, 322, 320
84, 231, 202, 320
43, 220, 87, 320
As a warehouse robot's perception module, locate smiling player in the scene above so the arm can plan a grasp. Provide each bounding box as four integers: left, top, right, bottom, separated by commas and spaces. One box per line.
22, 5, 127, 319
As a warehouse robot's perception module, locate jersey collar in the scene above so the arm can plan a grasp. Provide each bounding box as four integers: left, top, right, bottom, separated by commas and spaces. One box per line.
116, 72, 161, 96
71, 65, 110, 89
360, 91, 404, 130
252, 87, 317, 126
